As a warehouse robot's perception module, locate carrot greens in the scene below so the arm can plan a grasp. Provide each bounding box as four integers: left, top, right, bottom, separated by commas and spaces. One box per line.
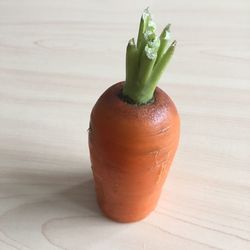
122, 8, 176, 105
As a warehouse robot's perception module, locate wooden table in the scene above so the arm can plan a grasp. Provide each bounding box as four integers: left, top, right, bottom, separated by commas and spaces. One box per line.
0, 0, 249, 249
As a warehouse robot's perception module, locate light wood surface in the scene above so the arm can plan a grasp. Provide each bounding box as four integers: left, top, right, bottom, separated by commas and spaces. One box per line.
0, 0, 250, 249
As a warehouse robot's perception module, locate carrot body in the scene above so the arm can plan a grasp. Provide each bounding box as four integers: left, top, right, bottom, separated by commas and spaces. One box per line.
89, 82, 180, 222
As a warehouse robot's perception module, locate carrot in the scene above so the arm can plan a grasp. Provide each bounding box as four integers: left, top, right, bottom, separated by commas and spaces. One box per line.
89, 8, 180, 223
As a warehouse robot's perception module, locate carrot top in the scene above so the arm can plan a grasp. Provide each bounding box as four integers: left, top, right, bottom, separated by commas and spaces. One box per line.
122, 8, 176, 105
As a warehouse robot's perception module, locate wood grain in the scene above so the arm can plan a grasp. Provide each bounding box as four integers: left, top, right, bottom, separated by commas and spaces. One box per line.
0, 0, 250, 249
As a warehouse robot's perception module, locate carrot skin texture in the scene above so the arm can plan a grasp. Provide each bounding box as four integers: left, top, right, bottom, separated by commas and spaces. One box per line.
88, 82, 180, 223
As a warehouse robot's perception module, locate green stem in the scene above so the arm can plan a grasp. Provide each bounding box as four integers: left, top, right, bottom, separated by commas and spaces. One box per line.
155, 24, 171, 65
138, 45, 157, 86
144, 40, 177, 98
137, 8, 150, 50
123, 38, 139, 97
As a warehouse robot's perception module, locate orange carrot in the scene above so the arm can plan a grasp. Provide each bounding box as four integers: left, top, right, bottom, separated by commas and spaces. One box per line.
88, 8, 180, 222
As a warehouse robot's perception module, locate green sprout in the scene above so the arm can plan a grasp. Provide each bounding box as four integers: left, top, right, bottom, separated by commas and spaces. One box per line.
122, 8, 176, 105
